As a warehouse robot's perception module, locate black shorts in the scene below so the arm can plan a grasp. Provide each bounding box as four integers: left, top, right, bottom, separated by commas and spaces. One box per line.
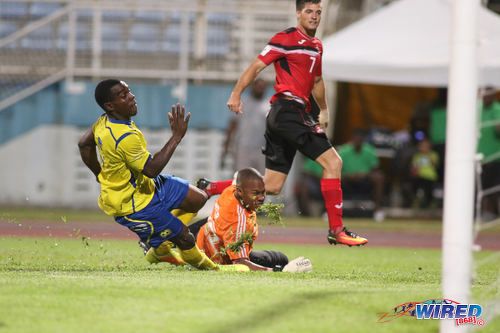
249, 250, 288, 268
262, 98, 332, 174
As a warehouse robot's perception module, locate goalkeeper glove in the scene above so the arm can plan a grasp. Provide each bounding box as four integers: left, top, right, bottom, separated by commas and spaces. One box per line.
282, 256, 313, 273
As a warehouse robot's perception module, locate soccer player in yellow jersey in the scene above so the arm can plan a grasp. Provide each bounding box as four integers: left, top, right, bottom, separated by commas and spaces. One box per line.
78, 79, 245, 271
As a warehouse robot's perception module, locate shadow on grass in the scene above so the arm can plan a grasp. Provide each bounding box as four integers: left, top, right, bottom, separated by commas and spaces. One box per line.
199, 290, 369, 333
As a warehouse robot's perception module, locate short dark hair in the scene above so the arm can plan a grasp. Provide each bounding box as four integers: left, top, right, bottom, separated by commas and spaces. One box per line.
94, 79, 121, 112
236, 168, 264, 188
296, 0, 321, 11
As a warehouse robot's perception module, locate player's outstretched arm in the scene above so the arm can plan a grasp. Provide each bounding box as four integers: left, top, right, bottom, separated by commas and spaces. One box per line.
78, 128, 101, 182
142, 103, 190, 178
227, 58, 267, 114
232, 258, 272, 271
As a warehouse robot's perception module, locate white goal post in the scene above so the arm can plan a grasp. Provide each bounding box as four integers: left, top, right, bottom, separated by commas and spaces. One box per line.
441, 0, 479, 332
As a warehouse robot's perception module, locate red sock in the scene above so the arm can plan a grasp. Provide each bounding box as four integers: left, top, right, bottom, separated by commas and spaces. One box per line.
206, 180, 233, 196
321, 178, 344, 234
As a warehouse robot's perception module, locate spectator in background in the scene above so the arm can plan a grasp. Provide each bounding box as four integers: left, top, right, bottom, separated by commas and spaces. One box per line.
295, 157, 324, 217
428, 88, 447, 184
410, 138, 440, 208
338, 129, 385, 222
477, 87, 500, 220
221, 79, 269, 174
426, 87, 500, 219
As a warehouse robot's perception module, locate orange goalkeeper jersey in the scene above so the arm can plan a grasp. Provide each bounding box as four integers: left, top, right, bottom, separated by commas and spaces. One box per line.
196, 185, 258, 264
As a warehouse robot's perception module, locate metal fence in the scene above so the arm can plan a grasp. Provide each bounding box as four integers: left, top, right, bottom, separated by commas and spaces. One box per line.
0, 0, 296, 110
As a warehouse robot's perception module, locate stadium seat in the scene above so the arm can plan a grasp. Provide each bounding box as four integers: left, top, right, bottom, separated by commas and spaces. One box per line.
21, 25, 54, 50
206, 26, 229, 56
101, 23, 123, 52
29, 3, 63, 18
0, 21, 17, 39
206, 12, 236, 25
163, 25, 182, 55
0, 2, 28, 19
134, 10, 165, 22
102, 10, 131, 21
57, 22, 91, 51
0, 21, 18, 49
165, 12, 182, 24
127, 24, 161, 53
76, 9, 93, 20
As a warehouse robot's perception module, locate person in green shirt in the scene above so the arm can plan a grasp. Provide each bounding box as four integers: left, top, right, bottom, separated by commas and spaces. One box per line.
338, 129, 385, 221
428, 88, 447, 184
478, 87, 500, 219
427, 87, 500, 218
410, 138, 440, 208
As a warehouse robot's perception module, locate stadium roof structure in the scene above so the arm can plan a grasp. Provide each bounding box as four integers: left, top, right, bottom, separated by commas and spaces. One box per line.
322, 0, 500, 87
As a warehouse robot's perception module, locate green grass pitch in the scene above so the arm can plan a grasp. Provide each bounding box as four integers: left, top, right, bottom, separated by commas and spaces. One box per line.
1, 235, 499, 333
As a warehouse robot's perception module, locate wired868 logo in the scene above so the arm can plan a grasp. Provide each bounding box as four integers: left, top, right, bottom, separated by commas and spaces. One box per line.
377, 299, 486, 327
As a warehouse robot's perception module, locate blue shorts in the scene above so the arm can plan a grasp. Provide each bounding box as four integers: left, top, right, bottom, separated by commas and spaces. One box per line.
114, 175, 189, 248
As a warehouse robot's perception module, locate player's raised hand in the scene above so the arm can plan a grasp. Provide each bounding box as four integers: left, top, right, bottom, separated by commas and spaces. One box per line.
168, 103, 191, 139
227, 93, 243, 114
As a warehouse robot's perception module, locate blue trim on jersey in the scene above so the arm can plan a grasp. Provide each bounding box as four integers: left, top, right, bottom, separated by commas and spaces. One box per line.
143, 154, 152, 170
131, 194, 136, 213
104, 117, 118, 144
129, 171, 137, 188
108, 117, 132, 125
115, 132, 134, 149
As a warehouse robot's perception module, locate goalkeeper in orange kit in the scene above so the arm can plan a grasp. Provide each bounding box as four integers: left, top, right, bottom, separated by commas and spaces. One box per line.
196, 168, 312, 272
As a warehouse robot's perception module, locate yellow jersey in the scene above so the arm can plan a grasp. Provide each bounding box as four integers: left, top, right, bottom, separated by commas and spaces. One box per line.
92, 115, 155, 216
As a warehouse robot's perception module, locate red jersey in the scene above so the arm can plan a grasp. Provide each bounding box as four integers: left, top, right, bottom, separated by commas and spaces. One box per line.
196, 185, 258, 264
258, 27, 323, 108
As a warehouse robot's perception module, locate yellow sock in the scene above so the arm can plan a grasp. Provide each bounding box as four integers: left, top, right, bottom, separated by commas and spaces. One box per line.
171, 209, 197, 226
179, 245, 218, 270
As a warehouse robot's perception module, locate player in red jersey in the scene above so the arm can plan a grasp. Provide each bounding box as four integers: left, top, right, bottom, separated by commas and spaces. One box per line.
224, 0, 367, 247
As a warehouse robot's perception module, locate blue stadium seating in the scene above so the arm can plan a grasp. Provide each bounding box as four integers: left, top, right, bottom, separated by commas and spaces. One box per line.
127, 23, 161, 52
29, 2, 63, 18
57, 22, 91, 50
101, 23, 123, 52
76, 9, 93, 20
206, 12, 236, 24
102, 10, 131, 21
134, 10, 165, 22
0, 21, 18, 49
163, 25, 186, 54
0, 2, 28, 19
21, 25, 55, 50
0, 21, 17, 39
207, 26, 229, 56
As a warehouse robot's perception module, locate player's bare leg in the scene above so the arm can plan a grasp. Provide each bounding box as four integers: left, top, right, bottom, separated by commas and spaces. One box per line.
263, 169, 288, 195
316, 148, 368, 246
177, 185, 208, 212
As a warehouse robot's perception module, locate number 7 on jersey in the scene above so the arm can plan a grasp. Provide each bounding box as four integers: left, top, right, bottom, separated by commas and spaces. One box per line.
309, 56, 316, 73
